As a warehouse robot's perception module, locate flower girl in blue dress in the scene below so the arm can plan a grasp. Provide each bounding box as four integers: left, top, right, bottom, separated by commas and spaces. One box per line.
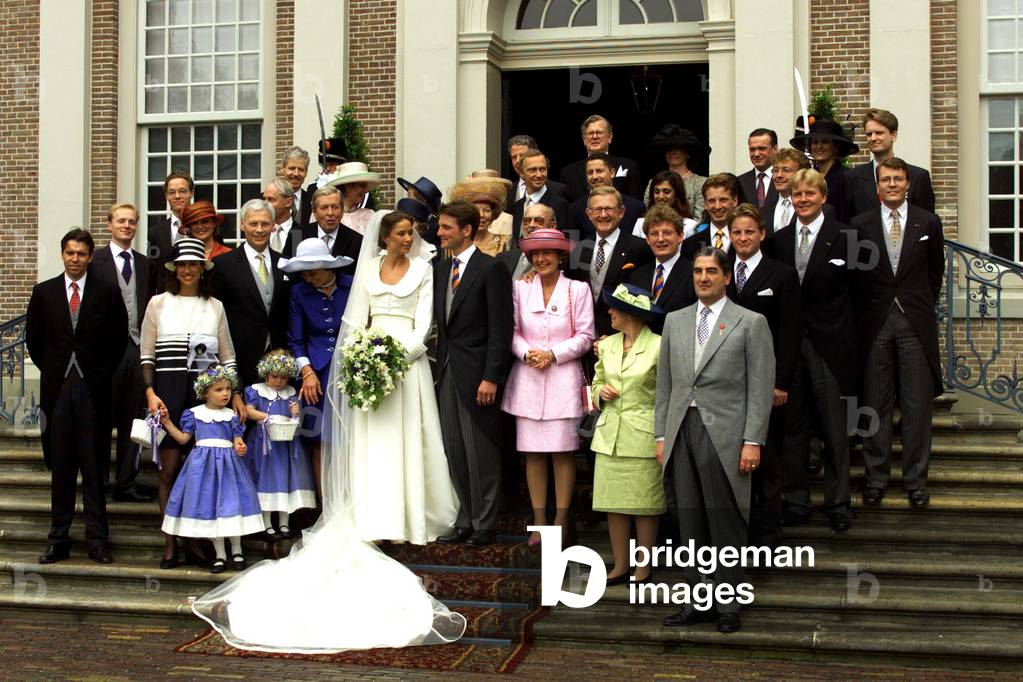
161, 365, 263, 573
244, 350, 316, 539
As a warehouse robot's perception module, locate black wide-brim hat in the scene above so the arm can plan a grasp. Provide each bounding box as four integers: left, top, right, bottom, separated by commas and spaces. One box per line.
789, 118, 859, 157
318, 137, 348, 164
397, 176, 442, 214
601, 283, 663, 322
650, 123, 711, 158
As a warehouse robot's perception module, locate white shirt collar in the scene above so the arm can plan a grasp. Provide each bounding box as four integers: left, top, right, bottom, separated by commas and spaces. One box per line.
453, 243, 477, 266
595, 226, 621, 249
243, 241, 270, 262
655, 246, 682, 270
736, 248, 763, 272
64, 272, 87, 300
525, 185, 548, 204
797, 210, 826, 238
700, 295, 728, 318
277, 216, 294, 233
754, 167, 774, 181
169, 213, 185, 243
317, 224, 338, 240
709, 223, 731, 250
108, 241, 131, 260
883, 200, 908, 225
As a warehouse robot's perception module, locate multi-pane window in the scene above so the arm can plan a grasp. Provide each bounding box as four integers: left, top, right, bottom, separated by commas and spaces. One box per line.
516, 0, 701, 30
984, 1, 1023, 261
143, 123, 263, 243
139, 0, 263, 245
143, 0, 260, 114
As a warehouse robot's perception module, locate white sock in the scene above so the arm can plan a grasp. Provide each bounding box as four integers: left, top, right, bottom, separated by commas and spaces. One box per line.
212, 537, 226, 560
279, 512, 290, 528
262, 511, 273, 529
229, 536, 242, 556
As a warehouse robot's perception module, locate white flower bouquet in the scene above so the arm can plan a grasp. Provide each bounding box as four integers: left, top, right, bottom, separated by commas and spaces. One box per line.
338, 328, 411, 411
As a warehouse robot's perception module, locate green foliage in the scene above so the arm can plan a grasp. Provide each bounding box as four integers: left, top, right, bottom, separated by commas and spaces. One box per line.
330, 104, 381, 204
809, 85, 840, 122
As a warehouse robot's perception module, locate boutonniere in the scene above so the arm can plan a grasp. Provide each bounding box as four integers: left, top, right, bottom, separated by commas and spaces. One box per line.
620, 262, 635, 271
718, 323, 726, 336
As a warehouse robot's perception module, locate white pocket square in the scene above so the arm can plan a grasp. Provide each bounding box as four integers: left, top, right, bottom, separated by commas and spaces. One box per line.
615, 166, 629, 177
756, 288, 774, 296
828, 258, 846, 266
919, 235, 929, 241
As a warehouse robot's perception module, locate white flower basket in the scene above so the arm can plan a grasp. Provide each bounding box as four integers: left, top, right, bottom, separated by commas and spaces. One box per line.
266, 415, 300, 442
130, 418, 165, 448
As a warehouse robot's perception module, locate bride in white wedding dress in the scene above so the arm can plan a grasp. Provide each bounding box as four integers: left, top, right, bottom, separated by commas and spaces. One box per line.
190, 210, 466, 653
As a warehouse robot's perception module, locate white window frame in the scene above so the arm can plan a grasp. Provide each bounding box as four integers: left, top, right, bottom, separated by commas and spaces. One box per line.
506, 0, 707, 40
137, 0, 265, 124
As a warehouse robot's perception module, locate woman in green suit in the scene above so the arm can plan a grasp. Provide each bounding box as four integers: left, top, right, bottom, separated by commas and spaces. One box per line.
591, 283, 664, 585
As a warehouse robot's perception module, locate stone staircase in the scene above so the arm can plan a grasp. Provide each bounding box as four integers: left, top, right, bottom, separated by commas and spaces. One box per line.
0, 393, 1021, 670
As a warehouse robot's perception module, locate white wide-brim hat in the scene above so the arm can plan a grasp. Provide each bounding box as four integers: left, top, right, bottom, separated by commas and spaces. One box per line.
324, 161, 381, 190
279, 237, 354, 273
165, 237, 215, 271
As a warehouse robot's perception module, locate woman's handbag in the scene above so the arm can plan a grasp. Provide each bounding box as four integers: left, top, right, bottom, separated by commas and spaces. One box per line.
567, 281, 600, 439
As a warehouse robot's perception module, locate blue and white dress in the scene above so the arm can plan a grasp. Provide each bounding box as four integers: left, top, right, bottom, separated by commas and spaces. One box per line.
161, 405, 263, 538
244, 383, 316, 513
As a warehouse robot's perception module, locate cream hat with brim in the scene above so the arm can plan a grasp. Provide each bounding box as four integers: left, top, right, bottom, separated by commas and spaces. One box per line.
324, 162, 381, 189
279, 237, 354, 273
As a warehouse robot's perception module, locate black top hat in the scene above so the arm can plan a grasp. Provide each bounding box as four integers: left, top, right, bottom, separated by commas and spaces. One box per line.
396, 176, 442, 215
395, 197, 431, 224
601, 283, 664, 323
789, 118, 859, 157
650, 124, 711, 158
318, 137, 348, 164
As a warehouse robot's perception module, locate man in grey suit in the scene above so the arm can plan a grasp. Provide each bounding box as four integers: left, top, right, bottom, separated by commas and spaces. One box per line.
656, 246, 775, 634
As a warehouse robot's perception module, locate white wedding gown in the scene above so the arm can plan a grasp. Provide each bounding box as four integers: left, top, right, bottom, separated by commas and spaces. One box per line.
190, 213, 466, 653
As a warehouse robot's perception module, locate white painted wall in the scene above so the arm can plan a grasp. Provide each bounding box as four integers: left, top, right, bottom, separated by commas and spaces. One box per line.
869, 0, 931, 168
292, 0, 347, 165
37, 0, 90, 280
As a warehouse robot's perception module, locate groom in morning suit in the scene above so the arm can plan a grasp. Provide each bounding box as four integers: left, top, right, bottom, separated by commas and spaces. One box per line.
656, 247, 774, 634
433, 200, 515, 546
27, 228, 128, 564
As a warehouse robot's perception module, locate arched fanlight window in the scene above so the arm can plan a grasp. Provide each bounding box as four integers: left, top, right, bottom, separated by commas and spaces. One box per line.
515, 0, 703, 30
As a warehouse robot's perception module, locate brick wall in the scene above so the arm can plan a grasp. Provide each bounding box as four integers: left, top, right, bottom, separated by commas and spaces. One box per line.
348, 0, 397, 207
274, 0, 294, 163
809, 0, 871, 166
0, 1, 39, 322
89, 0, 119, 241
930, 0, 958, 238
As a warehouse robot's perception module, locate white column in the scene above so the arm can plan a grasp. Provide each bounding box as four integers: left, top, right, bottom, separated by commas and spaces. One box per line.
701, 21, 736, 173
870, 0, 930, 167
38, 0, 90, 280
396, 0, 459, 194
292, 0, 347, 161
457, 43, 503, 175
735, 0, 796, 163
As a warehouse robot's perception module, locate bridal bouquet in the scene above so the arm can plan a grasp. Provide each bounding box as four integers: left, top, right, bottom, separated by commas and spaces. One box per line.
338, 328, 411, 411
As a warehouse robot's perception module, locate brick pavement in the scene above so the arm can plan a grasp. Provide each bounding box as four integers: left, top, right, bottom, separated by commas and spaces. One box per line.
0, 618, 1016, 681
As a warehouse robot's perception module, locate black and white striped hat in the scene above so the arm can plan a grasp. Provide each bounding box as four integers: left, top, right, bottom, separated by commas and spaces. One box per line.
165, 237, 215, 271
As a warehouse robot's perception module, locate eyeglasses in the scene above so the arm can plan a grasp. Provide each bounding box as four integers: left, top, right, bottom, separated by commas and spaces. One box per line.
587, 206, 621, 215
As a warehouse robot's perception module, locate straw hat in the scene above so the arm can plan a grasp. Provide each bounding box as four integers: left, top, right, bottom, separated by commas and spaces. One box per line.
449, 174, 511, 214
180, 201, 224, 231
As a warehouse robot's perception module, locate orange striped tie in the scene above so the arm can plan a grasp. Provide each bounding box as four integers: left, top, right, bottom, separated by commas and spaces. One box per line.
652, 264, 665, 300
451, 258, 460, 292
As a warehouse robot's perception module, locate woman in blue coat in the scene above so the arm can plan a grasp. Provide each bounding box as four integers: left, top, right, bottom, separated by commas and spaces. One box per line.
280, 238, 354, 496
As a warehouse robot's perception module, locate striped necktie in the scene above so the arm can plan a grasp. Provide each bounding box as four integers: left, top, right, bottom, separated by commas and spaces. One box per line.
451, 258, 460, 292
652, 263, 665, 300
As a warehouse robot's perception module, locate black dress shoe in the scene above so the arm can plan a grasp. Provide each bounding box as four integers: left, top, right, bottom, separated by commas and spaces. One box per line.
111, 488, 154, 503
716, 612, 742, 633
465, 530, 494, 546
828, 512, 851, 532
863, 487, 885, 506
605, 572, 631, 586
663, 606, 716, 627
437, 527, 472, 544
88, 546, 113, 564
159, 552, 179, 570
39, 544, 70, 564
908, 488, 930, 508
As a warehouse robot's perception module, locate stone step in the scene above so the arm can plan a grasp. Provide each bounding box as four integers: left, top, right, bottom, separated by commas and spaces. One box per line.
809, 489, 1023, 514
532, 603, 1023, 669
926, 413, 1023, 443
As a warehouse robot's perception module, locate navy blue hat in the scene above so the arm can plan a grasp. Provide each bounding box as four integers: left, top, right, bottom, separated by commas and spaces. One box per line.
397, 176, 442, 214
395, 197, 431, 224
601, 283, 663, 322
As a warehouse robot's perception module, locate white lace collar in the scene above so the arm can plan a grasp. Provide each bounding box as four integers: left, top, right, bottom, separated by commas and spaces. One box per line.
251, 383, 297, 401
191, 405, 236, 423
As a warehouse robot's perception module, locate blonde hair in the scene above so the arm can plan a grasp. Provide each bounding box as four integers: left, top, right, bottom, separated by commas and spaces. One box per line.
107, 203, 138, 222
788, 168, 828, 196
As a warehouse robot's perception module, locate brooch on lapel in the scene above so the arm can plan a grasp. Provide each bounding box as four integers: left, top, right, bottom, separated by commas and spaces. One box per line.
551, 305, 558, 312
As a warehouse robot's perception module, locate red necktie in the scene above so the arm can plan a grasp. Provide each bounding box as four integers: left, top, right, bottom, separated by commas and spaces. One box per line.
70, 282, 80, 315
756, 172, 766, 207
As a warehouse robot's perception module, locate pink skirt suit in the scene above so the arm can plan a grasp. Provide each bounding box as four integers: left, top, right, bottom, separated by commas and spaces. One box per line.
501, 274, 596, 452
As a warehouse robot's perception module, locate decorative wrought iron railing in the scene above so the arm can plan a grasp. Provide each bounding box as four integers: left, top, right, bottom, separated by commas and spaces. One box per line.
939, 240, 1023, 414
0, 314, 39, 428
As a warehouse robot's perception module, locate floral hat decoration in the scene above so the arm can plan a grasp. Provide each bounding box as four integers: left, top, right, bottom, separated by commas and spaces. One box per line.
193, 364, 240, 399
256, 350, 299, 380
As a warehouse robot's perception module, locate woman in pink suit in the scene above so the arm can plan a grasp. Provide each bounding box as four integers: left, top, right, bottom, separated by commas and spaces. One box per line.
502, 229, 595, 546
